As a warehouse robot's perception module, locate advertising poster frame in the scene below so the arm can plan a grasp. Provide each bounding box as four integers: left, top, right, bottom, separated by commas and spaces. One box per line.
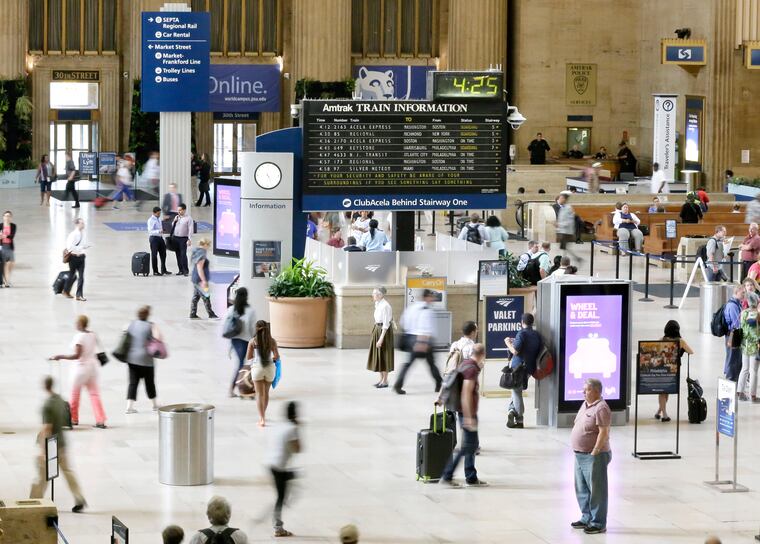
213, 177, 242, 258
633, 340, 681, 460
705, 378, 748, 493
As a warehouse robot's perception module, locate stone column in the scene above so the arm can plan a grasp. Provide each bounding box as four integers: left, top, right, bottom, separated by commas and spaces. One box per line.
159, 2, 193, 214
447, 0, 507, 70
292, 0, 351, 87
706, 0, 737, 190
0, 0, 27, 78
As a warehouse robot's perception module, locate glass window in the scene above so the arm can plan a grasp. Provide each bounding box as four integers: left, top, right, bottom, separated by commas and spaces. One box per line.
400, 0, 415, 54
261, 0, 278, 53
227, 0, 242, 53
351, 0, 363, 55
214, 123, 234, 173
29, 0, 44, 51
84, 0, 98, 52
47, 0, 63, 52
66, 0, 81, 51
102, 0, 116, 52
351, 0, 436, 57
49, 82, 99, 110
244, 0, 260, 52
28, 0, 117, 54
198, 0, 278, 56
383, 0, 397, 56
365, 0, 381, 55
210, 1, 224, 52
417, 0, 433, 55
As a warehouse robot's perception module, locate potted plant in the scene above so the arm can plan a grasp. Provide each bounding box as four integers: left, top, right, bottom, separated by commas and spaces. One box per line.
267, 258, 335, 348
503, 251, 537, 313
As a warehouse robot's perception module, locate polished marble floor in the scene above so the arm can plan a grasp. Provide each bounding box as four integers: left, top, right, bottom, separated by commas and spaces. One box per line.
1, 190, 759, 543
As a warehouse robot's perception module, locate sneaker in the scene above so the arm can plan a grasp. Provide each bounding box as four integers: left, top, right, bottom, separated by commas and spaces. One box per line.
72, 502, 87, 513
394, 387, 406, 395
466, 479, 489, 487
189, 313, 199, 319
514, 421, 524, 429
570, 521, 588, 529
162, 271, 173, 275
439, 479, 461, 488
273, 528, 293, 537
154, 272, 163, 276
507, 411, 517, 428
208, 312, 219, 319
583, 526, 606, 534
94, 423, 107, 429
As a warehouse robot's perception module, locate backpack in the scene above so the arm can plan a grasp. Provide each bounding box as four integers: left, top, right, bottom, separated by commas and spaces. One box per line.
222, 310, 243, 339
438, 361, 476, 413
696, 237, 715, 264
443, 347, 463, 376
532, 345, 554, 380
710, 299, 738, 337
465, 224, 482, 245
521, 252, 546, 285
200, 528, 237, 544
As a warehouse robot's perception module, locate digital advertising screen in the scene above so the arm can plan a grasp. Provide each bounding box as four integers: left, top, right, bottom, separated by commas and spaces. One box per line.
558, 283, 629, 412
213, 178, 241, 257
684, 96, 704, 171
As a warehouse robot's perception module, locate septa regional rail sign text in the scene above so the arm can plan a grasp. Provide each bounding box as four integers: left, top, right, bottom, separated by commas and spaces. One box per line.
141, 12, 210, 112
302, 100, 507, 211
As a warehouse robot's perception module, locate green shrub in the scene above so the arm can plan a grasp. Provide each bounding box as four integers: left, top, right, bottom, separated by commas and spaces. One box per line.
502, 251, 530, 288
268, 258, 335, 298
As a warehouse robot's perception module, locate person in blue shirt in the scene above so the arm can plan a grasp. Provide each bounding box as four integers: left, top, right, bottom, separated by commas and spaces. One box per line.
359, 219, 389, 251
724, 286, 746, 381
306, 214, 318, 240
504, 313, 543, 428
147, 207, 171, 276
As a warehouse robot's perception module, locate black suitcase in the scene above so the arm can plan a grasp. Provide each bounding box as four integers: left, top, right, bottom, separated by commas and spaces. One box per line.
686, 354, 708, 424
429, 409, 457, 447
132, 252, 150, 276
416, 406, 455, 482
52, 271, 70, 294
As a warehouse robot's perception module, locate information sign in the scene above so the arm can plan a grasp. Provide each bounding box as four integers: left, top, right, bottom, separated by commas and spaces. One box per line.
406, 276, 447, 310
141, 12, 210, 112
78, 152, 97, 175
478, 259, 508, 300
637, 341, 680, 395
302, 100, 506, 211
483, 295, 524, 360
99, 152, 117, 174
665, 219, 677, 239
252, 241, 281, 278
717, 378, 736, 438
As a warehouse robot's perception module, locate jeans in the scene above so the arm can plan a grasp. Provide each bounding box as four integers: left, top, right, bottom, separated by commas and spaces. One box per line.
509, 388, 524, 420
64, 254, 85, 297
271, 468, 294, 529
738, 352, 760, 396
127, 364, 156, 400
149, 235, 168, 274
70, 364, 106, 424
725, 344, 742, 381
191, 284, 214, 316
441, 423, 478, 483
395, 341, 442, 390
112, 183, 134, 202
574, 451, 611, 529
231, 338, 248, 390
174, 236, 189, 274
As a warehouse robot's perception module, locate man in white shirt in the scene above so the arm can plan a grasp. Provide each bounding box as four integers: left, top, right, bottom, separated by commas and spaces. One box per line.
458, 213, 489, 246
551, 256, 571, 276
147, 207, 171, 276
395, 289, 443, 394
172, 204, 193, 276
62, 218, 90, 301
650, 162, 668, 194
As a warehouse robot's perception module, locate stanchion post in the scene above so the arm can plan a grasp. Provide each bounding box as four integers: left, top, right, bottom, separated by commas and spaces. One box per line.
448, 210, 455, 236
615, 242, 620, 279
664, 255, 678, 309
428, 211, 437, 237
416, 210, 422, 231
590, 241, 595, 276
639, 253, 654, 302
729, 252, 735, 283
628, 250, 634, 281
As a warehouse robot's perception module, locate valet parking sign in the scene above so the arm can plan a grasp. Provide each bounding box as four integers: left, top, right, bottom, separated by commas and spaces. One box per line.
141, 12, 210, 112
483, 296, 524, 360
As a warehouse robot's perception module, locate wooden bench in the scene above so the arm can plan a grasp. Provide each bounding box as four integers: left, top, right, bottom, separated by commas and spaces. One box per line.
644, 223, 748, 255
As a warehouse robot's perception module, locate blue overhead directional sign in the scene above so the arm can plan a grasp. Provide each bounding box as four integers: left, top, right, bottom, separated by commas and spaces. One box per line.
141, 12, 210, 112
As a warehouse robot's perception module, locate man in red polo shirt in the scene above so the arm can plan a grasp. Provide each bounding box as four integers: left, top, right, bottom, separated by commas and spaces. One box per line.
740, 223, 760, 280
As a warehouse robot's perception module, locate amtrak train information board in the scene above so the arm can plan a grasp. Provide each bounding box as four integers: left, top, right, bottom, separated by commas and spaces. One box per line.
302, 100, 506, 211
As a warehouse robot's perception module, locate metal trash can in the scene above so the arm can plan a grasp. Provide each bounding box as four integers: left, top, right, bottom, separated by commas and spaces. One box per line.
699, 282, 729, 333
159, 403, 214, 485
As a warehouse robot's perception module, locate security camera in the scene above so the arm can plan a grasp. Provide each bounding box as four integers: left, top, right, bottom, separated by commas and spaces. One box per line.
290, 103, 301, 119
506, 106, 526, 130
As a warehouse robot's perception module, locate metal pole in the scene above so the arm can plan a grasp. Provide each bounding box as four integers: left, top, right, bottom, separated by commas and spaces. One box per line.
416, 211, 422, 231
733, 397, 739, 490
428, 211, 437, 237
449, 210, 455, 236
664, 256, 677, 309
729, 252, 735, 283
628, 250, 633, 281
51, 479, 54, 502
590, 241, 595, 276
615, 242, 620, 279
639, 253, 653, 302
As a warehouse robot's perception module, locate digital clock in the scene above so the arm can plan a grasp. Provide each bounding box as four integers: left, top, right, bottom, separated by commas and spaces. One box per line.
428, 71, 503, 101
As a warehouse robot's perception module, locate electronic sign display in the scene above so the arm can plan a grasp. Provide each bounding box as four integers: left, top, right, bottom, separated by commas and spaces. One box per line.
213, 178, 241, 257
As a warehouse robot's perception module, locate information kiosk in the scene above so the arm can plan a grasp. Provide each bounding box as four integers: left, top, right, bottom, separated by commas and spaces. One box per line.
535, 276, 632, 427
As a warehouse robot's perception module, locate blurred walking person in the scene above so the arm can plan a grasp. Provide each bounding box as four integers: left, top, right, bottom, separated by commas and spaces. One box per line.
267, 401, 301, 537
112, 159, 137, 209
190, 238, 217, 319
49, 315, 107, 428
143, 151, 161, 194
555, 192, 583, 263
1, 210, 17, 287
195, 153, 212, 207
30, 376, 87, 512
246, 320, 280, 427
125, 305, 162, 413
62, 152, 80, 208
225, 287, 256, 397
394, 289, 443, 395
367, 287, 394, 388
35, 154, 54, 206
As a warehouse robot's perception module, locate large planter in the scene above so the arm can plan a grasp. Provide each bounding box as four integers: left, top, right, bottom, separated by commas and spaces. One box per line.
727, 182, 760, 201
509, 285, 537, 315
267, 296, 331, 348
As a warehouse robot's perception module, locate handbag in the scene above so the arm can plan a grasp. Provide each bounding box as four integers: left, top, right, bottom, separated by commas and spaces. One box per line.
112, 330, 131, 363
272, 358, 282, 389
147, 338, 168, 359
165, 221, 179, 252
62, 249, 71, 264
500, 363, 526, 389
94, 333, 109, 366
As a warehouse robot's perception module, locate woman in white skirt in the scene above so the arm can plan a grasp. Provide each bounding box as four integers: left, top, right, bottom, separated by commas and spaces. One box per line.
366, 287, 394, 388
246, 320, 280, 427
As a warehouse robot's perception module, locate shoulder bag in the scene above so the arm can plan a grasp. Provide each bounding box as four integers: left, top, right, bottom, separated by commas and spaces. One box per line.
165, 221, 179, 252
94, 333, 109, 366
500, 363, 526, 389
112, 329, 132, 363
146, 323, 169, 359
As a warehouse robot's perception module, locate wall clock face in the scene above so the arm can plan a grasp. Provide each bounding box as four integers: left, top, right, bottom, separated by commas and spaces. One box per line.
254, 162, 282, 189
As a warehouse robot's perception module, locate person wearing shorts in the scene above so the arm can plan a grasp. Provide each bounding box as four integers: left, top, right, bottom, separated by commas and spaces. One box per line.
1, 211, 16, 288
246, 320, 280, 427
35, 155, 55, 206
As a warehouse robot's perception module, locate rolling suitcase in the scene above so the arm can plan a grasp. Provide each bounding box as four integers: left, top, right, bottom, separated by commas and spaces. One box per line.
416, 405, 455, 482
131, 252, 150, 276
52, 271, 70, 294
429, 408, 457, 447
93, 196, 110, 209
685, 354, 707, 424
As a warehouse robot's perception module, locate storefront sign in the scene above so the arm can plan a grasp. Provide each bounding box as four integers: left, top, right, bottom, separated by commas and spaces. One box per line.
353, 65, 433, 100
406, 276, 447, 310
209, 64, 280, 112
565, 63, 597, 106
141, 12, 210, 112
563, 294, 623, 402
483, 295, 524, 360
653, 94, 678, 182
302, 100, 506, 211
52, 70, 99, 81
252, 241, 281, 277
661, 40, 707, 65
637, 341, 680, 395
717, 378, 736, 437
78, 152, 98, 175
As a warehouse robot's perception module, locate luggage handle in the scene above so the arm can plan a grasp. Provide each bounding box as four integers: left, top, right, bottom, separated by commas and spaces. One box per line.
686, 353, 690, 380
432, 403, 447, 434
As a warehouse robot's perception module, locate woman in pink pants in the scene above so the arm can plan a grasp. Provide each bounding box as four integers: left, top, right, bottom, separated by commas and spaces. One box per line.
50, 315, 107, 428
